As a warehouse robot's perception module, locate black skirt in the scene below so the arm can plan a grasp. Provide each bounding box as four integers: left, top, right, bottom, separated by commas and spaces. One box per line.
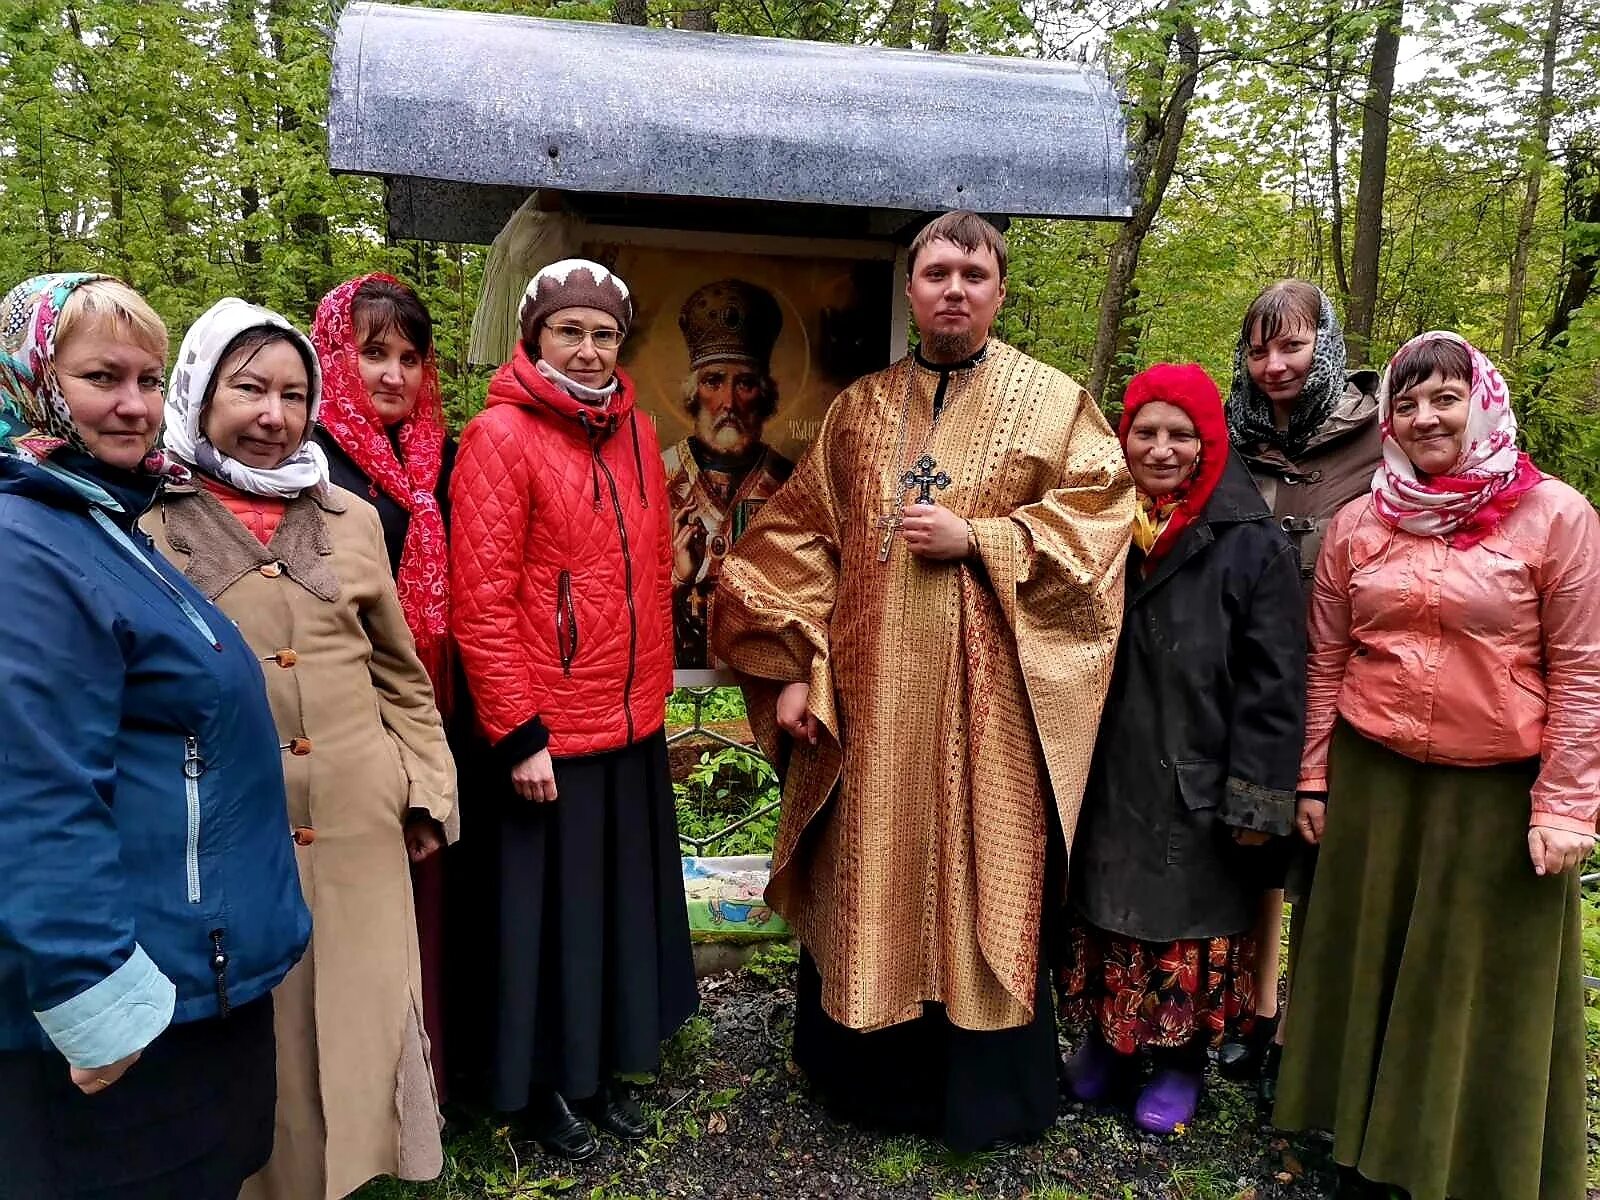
469, 729, 699, 1110
0, 996, 275, 1200
793, 947, 1059, 1152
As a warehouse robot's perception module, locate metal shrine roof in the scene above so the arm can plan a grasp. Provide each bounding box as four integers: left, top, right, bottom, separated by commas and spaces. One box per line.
328, 2, 1131, 242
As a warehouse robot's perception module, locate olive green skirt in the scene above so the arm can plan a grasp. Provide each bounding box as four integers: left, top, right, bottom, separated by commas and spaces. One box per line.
1274, 723, 1587, 1200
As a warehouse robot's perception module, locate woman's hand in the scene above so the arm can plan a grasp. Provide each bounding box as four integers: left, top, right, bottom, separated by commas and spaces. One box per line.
511, 749, 558, 803
69, 1048, 142, 1095
1527, 826, 1595, 877
1296, 795, 1327, 845
404, 811, 446, 862
776, 682, 818, 745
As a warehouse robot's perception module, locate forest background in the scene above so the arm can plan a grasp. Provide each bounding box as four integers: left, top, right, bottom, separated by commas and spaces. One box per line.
1, 0, 1597, 497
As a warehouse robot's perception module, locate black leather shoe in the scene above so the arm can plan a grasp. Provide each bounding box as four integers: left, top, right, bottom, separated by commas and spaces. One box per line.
524, 1090, 599, 1161
1216, 1014, 1278, 1082
1257, 1041, 1283, 1109
577, 1085, 649, 1140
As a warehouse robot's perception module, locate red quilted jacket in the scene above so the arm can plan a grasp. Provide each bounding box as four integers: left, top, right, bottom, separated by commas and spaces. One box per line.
451, 347, 672, 760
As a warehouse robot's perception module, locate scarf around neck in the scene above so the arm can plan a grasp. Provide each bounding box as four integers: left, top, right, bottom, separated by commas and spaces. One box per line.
1226, 286, 1348, 459
1369, 331, 1542, 548
165, 297, 328, 500
312, 273, 453, 713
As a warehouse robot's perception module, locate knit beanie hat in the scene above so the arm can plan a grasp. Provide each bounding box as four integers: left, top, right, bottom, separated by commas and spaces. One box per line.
519, 259, 633, 336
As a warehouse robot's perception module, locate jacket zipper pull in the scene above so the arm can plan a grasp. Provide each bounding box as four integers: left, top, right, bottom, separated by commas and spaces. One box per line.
209, 929, 231, 1018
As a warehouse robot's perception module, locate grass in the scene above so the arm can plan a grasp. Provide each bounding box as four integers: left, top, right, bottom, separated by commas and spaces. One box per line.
862, 1135, 929, 1185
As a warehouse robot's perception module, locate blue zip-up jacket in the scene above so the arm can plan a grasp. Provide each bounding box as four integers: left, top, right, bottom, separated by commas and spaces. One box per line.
0, 451, 310, 1067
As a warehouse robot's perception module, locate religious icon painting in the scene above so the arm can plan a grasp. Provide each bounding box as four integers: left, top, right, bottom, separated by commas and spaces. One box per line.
581, 228, 900, 680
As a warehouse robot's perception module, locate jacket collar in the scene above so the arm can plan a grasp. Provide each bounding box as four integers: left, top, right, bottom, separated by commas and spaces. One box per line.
488, 344, 638, 437
1132, 454, 1266, 603
0, 448, 161, 528
156, 482, 342, 602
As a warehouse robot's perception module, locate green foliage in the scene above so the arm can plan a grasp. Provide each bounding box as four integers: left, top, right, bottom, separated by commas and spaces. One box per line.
665, 687, 748, 727
863, 1135, 930, 1184
743, 938, 800, 985
674, 743, 780, 855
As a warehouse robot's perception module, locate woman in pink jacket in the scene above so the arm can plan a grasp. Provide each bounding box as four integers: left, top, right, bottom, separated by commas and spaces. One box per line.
1273, 331, 1598, 1200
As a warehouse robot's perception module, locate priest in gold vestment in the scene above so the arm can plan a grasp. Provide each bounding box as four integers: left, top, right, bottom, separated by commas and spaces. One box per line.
710, 211, 1134, 1149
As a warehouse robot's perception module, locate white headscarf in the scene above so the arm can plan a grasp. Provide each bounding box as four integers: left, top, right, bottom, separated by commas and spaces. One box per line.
165, 297, 328, 499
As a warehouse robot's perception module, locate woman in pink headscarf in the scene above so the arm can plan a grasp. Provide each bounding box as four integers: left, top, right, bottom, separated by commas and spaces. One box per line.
1272, 332, 1599, 1200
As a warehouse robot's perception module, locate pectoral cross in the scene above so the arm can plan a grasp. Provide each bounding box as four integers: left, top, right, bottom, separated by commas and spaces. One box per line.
876, 456, 951, 562
901, 455, 951, 506
876, 504, 904, 562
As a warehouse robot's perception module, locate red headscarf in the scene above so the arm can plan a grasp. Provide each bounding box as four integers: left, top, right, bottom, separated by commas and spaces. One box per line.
312, 273, 453, 716
1117, 363, 1230, 565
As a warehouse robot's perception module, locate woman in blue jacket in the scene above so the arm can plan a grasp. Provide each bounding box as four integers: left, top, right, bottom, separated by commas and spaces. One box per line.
0, 273, 310, 1199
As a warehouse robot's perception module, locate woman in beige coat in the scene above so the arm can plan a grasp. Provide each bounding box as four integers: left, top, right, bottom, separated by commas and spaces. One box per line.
143, 298, 457, 1199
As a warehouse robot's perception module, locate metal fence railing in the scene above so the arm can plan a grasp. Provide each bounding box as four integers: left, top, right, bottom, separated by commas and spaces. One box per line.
667, 686, 780, 858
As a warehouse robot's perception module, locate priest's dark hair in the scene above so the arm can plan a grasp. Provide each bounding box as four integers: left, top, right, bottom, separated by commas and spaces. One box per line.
908, 210, 1008, 279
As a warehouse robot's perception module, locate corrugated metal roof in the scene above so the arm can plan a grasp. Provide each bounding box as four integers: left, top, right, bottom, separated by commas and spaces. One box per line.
328, 2, 1131, 235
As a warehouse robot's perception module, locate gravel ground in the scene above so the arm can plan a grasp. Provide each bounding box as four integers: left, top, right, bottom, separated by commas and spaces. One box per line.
368, 951, 1349, 1200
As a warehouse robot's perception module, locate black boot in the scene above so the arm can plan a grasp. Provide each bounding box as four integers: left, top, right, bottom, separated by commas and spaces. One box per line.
1216, 1013, 1278, 1082
575, 1080, 649, 1141
523, 1089, 599, 1161
1257, 1040, 1283, 1109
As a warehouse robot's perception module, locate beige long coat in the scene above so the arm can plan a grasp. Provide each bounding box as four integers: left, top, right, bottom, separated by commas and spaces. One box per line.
143, 480, 457, 1200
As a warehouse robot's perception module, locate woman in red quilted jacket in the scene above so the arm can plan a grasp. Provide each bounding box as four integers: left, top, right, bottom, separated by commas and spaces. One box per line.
451, 260, 697, 1162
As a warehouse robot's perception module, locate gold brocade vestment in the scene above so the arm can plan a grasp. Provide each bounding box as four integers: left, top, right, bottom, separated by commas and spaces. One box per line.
711, 342, 1133, 1032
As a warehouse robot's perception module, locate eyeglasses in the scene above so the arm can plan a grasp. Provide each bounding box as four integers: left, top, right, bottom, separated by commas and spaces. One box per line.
545, 323, 623, 350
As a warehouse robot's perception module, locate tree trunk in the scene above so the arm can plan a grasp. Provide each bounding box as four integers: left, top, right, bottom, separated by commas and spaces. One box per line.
1326, 26, 1350, 301
678, 2, 715, 29
1345, 0, 1403, 365
1501, 0, 1562, 364
927, 0, 949, 51
1539, 151, 1600, 352
613, 0, 648, 25
1087, 2, 1199, 406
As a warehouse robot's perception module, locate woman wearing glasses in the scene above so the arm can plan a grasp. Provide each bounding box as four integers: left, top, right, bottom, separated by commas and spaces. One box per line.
451, 260, 697, 1161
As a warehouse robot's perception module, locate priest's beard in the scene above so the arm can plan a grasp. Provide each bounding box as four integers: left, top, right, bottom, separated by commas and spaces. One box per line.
923, 329, 981, 363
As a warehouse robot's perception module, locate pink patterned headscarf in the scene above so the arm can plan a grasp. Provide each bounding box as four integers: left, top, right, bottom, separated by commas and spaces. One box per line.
1370, 330, 1543, 549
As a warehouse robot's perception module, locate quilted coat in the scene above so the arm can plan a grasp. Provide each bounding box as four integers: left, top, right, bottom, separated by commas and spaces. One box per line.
451, 346, 673, 760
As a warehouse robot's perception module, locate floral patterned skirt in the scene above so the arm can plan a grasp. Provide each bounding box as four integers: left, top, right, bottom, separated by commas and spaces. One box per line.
1059, 920, 1258, 1054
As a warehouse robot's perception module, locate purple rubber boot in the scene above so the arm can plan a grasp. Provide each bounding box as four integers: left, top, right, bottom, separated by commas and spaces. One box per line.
1062, 1034, 1118, 1103
1132, 1067, 1203, 1134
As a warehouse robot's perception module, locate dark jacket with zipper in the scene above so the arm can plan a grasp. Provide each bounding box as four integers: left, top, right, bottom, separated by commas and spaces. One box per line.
1236, 373, 1381, 602
0, 452, 310, 1063
1070, 454, 1307, 943
451, 346, 673, 761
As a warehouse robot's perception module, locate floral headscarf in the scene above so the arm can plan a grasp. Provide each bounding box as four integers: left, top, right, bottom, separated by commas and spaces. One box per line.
312, 273, 452, 713
164, 297, 328, 499
1226, 286, 1348, 459
1, 272, 186, 497
1370, 331, 1543, 548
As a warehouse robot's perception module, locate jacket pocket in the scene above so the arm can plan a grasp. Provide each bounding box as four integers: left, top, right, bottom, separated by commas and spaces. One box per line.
183, 736, 206, 904
555, 570, 580, 676
1167, 758, 1222, 866
1174, 759, 1223, 811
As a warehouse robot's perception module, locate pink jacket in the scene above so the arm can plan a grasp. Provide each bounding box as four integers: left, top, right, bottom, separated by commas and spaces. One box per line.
1300, 479, 1600, 833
